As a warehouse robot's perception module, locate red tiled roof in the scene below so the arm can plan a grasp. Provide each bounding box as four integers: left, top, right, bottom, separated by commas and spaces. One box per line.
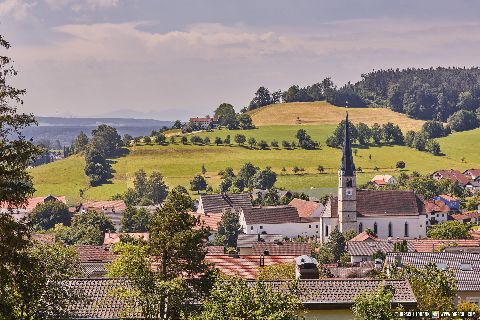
433, 170, 470, 185
205, 255, 296, 279
0, 195, 66, 212
330, 190, 425, 218
464, 169, 480, 178
103, 233, 149, 245
250, 242, 312, 256
199, 193, 252, 214
190, 117, 212, 122
206, 246, 225, 255
82, 200, 126, 212
451, 211, 480, 221
289, 198, 321, 218
412, 239, 480, 252
373, 180, 387, 185
425, 199, 450, 214
242, 206, 300, 224
31, 233, 56, 244
75, 245, 115, 262
190, 212, 222, 231
349, 231, 378, 242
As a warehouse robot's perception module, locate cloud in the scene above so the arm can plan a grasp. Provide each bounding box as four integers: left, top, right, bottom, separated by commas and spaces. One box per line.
0, 0, 35, 20
44, 0, 119, 11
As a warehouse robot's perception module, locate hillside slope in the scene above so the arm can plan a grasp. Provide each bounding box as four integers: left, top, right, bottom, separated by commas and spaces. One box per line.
31, 126, 480, 203
248, 101, 425, 131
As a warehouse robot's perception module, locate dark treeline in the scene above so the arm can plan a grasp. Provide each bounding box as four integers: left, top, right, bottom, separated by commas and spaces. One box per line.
245, 67, 480, 131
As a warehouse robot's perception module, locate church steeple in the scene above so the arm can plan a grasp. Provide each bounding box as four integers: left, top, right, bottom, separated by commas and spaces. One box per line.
340, 112, 355, 176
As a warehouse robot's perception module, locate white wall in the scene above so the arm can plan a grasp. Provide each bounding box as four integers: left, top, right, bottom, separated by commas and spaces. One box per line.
357, 216, 426, 239
239, 212, 319, 238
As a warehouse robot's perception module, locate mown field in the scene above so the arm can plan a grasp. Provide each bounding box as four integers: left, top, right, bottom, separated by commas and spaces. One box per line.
31, 124, 480, 204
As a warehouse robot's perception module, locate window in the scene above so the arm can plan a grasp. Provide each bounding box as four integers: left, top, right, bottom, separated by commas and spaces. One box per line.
373, 222, 378, 235
316, 225, 319, 228
404, 222, 409, 237
388, 222, 393, 237
325, 225, 329, 237
259, 226, 263, 230
250, 226, 253, 230
359, 222, 363, 233
309, 225, 312, 228
346, 178, 353, 187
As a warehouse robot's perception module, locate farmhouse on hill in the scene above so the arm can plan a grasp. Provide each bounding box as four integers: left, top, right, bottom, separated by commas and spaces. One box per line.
320, 113, 427, 243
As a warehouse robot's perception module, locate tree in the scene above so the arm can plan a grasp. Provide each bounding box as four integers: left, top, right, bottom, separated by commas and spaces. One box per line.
173, 120, 183, 129
317, 165, 325, 174
427, 221, 472, 239
238, 163, 258, 188
55, 210, 115, 245
247, 137, 257, 149
143, 136, 152, 144
214, 137, 222, 146
201, 164, 207, 175
190, 135, 203, 145
191, 174, 208, 194
181, 136, 188, 145
214, 209, 241, 247
395, 161, 406, 169
120, 206, 150, 232
122, 134, 133, 147
237, 114, 255, 130
147, 171, 169, 205
89, 124, 122, 157
352, 285, 395, 320
293, 166, 300, 174
224, 135, 231, 145
371, 123, 383, 144
257, 263, 296, 280
448, 110, 479, 132
214, 103, 237, 127
282, 140, 291, 149
204, 137, 211, 145
108, 190, 211, 319
270, 140, 279, 148
84, 149, 111, 186
170, 136, 176, 144
219, 178, 233, 193
404, 131, 416, 147
356, 123, 371, 145
248, 86, 273, 111
31, 201, 71, 231
155, 133, 167, 145
296, 129, 317, 150
258, 140, 269, 150
328, 227, 346, 263
251, 167, 277, 190
72, 131, 89, 153
234, 134, 246, 146
134, 169, 149, 198
425, 139, 441, 156
421, 120, 449, 139
190, 276, 303, 320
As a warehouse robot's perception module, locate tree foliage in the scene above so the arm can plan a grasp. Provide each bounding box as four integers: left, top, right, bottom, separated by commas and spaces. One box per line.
427, 221, 472, 240
120, 206, 150, 233
31, 200, 71, 231
55, 210, 115, 245
352, 285, 395, 320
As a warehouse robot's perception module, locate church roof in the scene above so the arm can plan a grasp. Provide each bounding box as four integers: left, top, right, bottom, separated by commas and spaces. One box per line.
339, 112, 355, 176
328, 190, 425, 218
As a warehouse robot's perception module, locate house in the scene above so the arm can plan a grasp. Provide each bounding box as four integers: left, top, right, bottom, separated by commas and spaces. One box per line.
451, 211, 480, 224
75, 245, 115, 278
289, 198, 324, 218
60, 278, 416, 320
237, 233, 285, 254
385, 252, 480, 305
189, 116, 214, 130
320, 113, 427, 243
103, 232, 149, 246
76, 200, 127, 231
347, 239, 415, 264
197, 193, 252, 214
424, 199, 450, 226
0, 195, 67, 221
464, 169, 480, 180
349, 231, 378, 242
465, 180, 480, 194
370, 174, 398, 187
432, 169, 471, 185
411, 239, 480, 253
190, 211, 223, 241
239, 206, 320, 238
434, 194, 461, 211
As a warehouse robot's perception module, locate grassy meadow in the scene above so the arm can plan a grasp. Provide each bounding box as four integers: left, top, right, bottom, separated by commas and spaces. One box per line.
30, 102, 480, 204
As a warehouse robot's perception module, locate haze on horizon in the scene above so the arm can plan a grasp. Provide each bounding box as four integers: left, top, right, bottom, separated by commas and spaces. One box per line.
1, 0, 480, 120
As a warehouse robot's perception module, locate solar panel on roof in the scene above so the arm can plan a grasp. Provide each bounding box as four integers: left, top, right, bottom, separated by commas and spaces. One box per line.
460, 263, 473, 271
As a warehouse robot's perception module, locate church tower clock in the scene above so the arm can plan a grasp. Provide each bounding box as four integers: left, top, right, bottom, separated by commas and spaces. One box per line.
338, 112, 357, 233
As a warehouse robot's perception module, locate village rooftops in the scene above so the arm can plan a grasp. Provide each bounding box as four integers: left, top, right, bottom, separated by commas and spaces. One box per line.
250, 242, 312, 256
103, 232, 149, 246
79, 200, 127, 213
385, 252, 480, 291
326, 190, 425, 218
411, 239, 480, 253
242, 205, 301, 224
0, 195, 66, 213
433, 169, 471, 185
464, 169, 480, 179
237, 233, 285, 248
288, 198, 323, 218
349, 231, 378, 241
189, 212, 222, 231
198, 193, 252, 214
75, 245, 115, 263
60, 278, 416, 317
347, 239, 415, 257
424, 199, 451, 214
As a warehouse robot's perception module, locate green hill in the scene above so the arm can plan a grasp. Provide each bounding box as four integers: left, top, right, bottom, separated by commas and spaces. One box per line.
31, 119, 480, 204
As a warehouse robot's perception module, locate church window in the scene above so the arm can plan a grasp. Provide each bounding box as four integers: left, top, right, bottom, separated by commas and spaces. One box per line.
346, 178, 353, 187
404, 222, 409, 237
325, 225, 329, 237
373, 222, 378, 235
359, 222, 363, 233
388, 222, 393, 237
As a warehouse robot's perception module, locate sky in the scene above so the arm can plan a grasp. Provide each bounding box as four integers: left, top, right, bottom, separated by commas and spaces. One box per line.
1, 0, 480, 120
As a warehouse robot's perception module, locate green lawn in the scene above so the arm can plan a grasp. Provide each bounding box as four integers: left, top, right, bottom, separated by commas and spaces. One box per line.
31, 126, 480, 204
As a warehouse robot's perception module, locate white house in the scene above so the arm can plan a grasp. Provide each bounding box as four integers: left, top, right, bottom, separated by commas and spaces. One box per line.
239, 206, 319, 238
370, 174, 398, 187
319, 113, 427, 243
189, 116, 214, 130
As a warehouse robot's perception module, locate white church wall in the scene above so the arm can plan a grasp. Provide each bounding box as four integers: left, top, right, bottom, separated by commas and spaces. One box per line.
357, 216, 426, 239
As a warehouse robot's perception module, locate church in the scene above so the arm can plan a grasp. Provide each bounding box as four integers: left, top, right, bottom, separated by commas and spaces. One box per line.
319, 113, 427, 243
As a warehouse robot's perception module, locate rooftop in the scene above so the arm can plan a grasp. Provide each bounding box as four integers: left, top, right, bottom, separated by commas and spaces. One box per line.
237, 233, 285, 248
103, 232, 150, 246
199, 193, 252, 214
288, 198, 323, 218
190, 212, 222, 231
242, 206, 300, 225
75, 245, 115, 263
347, 240, 415, 257
411, 239, 480, 253
250, 242, 312, 256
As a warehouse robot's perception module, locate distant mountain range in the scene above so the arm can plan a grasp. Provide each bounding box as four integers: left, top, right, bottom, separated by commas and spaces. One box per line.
24, 117, 173, 147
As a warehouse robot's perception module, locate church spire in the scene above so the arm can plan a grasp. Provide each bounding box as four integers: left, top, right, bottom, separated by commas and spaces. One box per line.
340, 112, 355, 176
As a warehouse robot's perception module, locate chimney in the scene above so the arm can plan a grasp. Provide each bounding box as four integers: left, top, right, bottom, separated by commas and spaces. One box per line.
257, 233, 261, 242
259, 255, 265, 267
295, 255, 319, 279
263, 248, 270, 256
